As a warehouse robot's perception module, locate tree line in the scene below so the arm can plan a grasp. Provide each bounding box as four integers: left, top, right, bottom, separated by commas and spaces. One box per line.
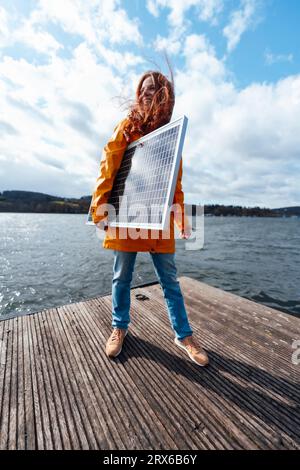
0, 190, 299, 217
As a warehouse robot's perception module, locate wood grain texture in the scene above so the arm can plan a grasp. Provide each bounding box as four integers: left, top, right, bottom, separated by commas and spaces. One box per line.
0, 276, 299, 450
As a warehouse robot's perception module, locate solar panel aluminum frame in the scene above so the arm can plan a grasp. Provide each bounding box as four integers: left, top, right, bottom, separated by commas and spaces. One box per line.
87, 115, 188, 231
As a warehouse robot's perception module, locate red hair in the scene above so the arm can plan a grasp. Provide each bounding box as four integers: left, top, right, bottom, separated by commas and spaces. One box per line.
123, 71, 175, 139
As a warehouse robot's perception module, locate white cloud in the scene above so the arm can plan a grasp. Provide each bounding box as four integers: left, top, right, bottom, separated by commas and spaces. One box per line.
223, 0, 258, 53
150, 0, 261, 61
96, 44, 145, 73
15, 23, 62, 57
147, 0, 223, 27
264, 48, 294, 65
197, 0, 224, 24
0, 6, 9, 40
182, 34, 226, 80
0, 5, 64, 56
31, 0, 143, 47
153, 33, 182, 55
149, 0, 224, 59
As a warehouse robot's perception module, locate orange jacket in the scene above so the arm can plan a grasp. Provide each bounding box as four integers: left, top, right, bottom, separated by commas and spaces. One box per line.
90, 118, 190, 253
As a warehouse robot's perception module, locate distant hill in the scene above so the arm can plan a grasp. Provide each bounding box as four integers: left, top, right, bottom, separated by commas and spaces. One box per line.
0, 190, 299, 217
203, 204, 300, 217
0, 190, 92, 214
271, 206, 300, 217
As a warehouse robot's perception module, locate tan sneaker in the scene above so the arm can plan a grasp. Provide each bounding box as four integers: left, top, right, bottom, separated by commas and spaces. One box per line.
175, 335, 209, 367
106, 328, 128, 358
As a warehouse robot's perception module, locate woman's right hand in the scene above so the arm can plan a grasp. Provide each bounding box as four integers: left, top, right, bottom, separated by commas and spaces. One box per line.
96, 220, 108, 231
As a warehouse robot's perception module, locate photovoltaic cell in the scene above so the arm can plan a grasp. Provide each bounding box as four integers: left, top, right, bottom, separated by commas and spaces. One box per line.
87, 115, 188, 230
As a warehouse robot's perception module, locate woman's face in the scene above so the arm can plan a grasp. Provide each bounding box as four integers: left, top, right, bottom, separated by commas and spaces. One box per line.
139, 75, 156, 109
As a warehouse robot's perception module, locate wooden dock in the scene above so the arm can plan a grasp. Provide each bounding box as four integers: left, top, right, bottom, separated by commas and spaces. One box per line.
0, 276, 299, 450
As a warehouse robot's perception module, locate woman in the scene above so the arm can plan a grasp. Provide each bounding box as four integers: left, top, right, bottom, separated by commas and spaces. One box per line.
91, 71, 209, 367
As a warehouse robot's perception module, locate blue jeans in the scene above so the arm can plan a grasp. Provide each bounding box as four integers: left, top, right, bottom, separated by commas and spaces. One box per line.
111, 250, 193, 340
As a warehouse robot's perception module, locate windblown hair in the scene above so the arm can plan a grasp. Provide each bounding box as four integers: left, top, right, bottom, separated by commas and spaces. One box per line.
123, 71, 175, 138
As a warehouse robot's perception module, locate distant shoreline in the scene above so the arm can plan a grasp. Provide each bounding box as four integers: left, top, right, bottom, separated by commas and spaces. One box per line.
0, 190, 299, 217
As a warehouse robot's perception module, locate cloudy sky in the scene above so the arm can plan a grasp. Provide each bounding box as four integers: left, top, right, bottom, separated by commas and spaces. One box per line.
0, 0, 299, 208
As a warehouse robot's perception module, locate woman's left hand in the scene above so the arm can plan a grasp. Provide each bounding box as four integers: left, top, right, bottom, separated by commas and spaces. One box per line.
123, 130, 131, 143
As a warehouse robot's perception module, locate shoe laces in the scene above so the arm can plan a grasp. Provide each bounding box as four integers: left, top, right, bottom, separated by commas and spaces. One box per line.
184, 336, 203, 354
111, 329, 122, 343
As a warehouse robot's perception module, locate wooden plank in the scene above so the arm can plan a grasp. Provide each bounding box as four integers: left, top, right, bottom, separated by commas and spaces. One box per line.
0, 320, 13, 449
26, 313, 45, 449
16, 316, 25, 449
0, 320, 7, 447
29, 313, 54, 449
8, 317, 18, 449
37, 310, 73, 449
32, 312, 62, 449
55, 304, 121, 449
31, 315, 61, 450
22, 315, 36, 449
42, 308, 89, 449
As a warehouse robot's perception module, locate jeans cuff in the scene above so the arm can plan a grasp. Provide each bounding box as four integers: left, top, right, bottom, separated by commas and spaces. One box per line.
176, 331, 193, 340
112, 322, 129, 330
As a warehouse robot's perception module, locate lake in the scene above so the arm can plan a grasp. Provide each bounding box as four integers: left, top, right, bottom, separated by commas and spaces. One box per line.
0, 213, 299, 319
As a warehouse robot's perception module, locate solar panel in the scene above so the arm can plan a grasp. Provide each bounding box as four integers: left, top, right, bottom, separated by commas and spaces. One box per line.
87, 115, 188, 230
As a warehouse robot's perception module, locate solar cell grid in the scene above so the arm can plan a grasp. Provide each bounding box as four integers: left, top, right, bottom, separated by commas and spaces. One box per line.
87, 116, 188, 229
